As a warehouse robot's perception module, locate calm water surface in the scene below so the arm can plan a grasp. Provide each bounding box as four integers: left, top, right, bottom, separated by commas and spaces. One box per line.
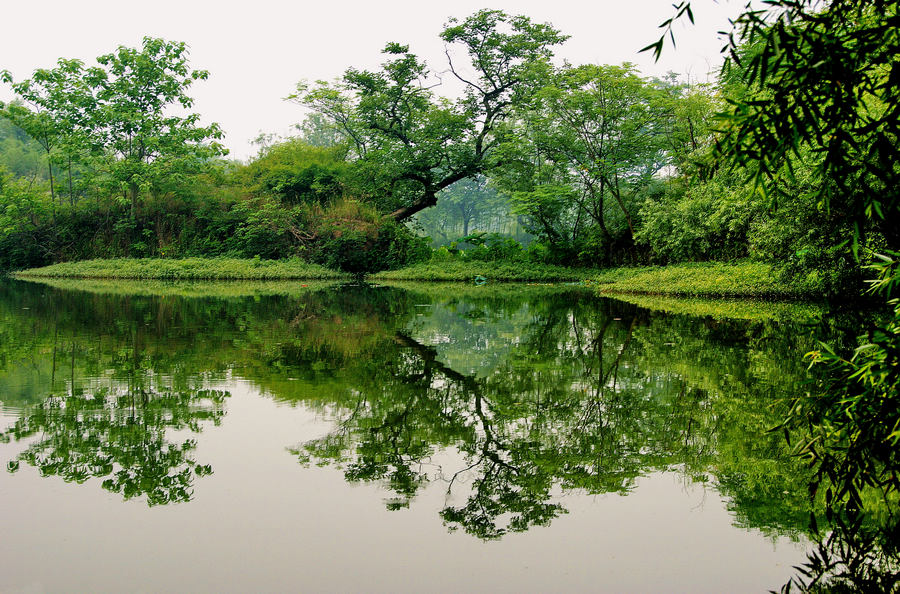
0, 279, 824, 592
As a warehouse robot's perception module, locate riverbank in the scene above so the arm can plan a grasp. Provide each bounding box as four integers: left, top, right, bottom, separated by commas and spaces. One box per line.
377, 260, 821, 299
13, 258, 822, 299
371, 261, 600, 282
13, 257, 347, 280
591, 261, 820, 299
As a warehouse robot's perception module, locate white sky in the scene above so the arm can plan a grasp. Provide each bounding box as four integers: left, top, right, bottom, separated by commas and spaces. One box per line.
0, 0, 743, 160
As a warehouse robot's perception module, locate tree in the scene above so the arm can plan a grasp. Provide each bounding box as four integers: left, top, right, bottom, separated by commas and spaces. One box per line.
414, 176, 513, 242
2, 38, 226, 218
647, 1, 900, 589
87, 38, 225, 217
0, 59, 92, 207
498, 64, 677, 264
648, 1, 898, 251
292, 10, 567, 222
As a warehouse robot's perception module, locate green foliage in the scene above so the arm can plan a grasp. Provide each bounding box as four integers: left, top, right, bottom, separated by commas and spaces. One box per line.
637, 169, 759, 263
591, 261, 820, 299
89, 38, 226, 212
308, 199, 430, 274
498, 64, 701, 266
224, 198, 300, 259
715, 3, 899, 251
1, 37, 225, 217
0, 191, 300, 269
748, 183, 862, 297
0, 110, 44, 179
434, 232, 527, 262
292, 10, 568, 222
241, 138, 347, 205
645, 1, 900, 588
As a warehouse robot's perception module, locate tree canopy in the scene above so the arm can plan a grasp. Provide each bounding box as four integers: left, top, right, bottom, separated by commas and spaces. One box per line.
1, 37, 226, 216
292, 10, 568, 222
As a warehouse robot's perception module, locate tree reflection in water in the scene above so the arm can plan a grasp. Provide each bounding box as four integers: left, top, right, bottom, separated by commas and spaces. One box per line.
3, 381, 225, 505
287, 286, 815, 539
0, 279, 896, 588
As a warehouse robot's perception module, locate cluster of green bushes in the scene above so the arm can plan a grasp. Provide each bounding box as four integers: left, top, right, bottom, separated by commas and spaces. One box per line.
307, 199, 430, 274
430, 232, 536, 263
636, 159, 880, 296
0, 182, 299, 270
0, 145, 430, 275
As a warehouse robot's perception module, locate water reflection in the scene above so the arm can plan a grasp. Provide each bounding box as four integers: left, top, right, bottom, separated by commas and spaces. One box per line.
275, 286, 818, 539
0, 277, 890, 580
2, 381, 224, 505
0, 280, 813, 531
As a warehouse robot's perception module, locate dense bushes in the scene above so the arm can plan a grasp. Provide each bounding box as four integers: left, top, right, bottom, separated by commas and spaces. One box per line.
308, 199, 430, 274
0, 194, 436, 274
638, 171, 758, 263
431, 232, 528, 262
635, 156, 869, 296
0, 195, 302, 270
239, 139, 348, 206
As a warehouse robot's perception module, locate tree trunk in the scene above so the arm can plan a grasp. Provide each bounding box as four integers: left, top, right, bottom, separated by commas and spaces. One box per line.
129, 182, 139, 219
67, 156, 75, 206
47, 156, 56, 204
386, 191, 438, 222
611, 173, 635, 239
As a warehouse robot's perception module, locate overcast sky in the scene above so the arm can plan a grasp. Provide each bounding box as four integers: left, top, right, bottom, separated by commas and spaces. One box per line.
0, 0, 744, 160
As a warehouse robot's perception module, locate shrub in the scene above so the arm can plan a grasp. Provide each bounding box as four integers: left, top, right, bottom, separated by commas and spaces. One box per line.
311, 199, 430, 274
637, 171, 758, 264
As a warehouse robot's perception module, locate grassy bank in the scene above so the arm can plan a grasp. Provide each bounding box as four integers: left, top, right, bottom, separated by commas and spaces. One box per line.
610, 293, 825, 321
374, 260, 820, 298
13, 277, 340, 298
13, 257, 347, 280
371, 261, 600, 282
591, 261, 820, 299
13, 258, 823, 300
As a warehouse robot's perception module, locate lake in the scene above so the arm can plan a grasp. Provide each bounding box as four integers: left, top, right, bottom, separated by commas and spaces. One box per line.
0, 278, 831, 592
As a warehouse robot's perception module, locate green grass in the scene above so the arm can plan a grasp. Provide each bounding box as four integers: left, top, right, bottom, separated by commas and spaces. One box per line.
375, 260, 821, 298
14, 277, 340, 298
14, 257, 348, 280
609, 293, 825, 321
13, 258, 825, 300
371, 260, 601, 282
588, 261, 820, 299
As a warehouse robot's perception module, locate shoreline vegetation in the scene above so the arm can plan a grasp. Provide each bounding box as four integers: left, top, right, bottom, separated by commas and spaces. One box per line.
12, 257, 347, 281
12, 258, 825, 300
